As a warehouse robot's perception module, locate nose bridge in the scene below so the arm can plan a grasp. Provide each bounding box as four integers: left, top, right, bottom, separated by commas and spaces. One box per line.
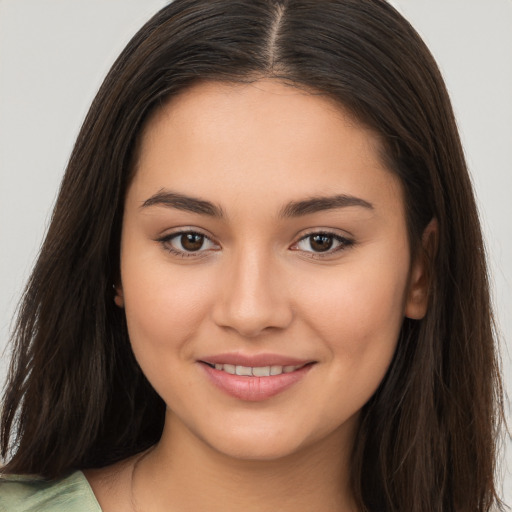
212, 243, 292, 337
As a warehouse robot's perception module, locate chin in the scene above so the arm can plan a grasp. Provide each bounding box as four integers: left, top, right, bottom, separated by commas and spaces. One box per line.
191, 413, 354, 464
206, 431, 307, 462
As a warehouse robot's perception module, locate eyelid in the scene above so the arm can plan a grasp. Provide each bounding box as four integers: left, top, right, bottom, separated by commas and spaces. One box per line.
156, 227, 221, 257
289, 229, 355, 258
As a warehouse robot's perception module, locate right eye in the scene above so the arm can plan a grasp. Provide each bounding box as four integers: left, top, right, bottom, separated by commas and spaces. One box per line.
159, 231, 219, 257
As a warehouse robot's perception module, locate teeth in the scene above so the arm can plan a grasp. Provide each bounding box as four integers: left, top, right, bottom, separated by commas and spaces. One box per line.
235, 365, 253, 376
270, 365, 282, 376
209, 363, 303, 376
223, 364, 236, 375
252, 366, 271, 377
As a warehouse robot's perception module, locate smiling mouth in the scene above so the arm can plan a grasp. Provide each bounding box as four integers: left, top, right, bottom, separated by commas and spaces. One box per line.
201, 362, 313, 377
199, 360, 315, 401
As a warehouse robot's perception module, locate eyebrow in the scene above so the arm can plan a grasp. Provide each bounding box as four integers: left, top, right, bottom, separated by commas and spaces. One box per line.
279, 194, 374, 217
140, 190, 373, 218
141, 190, 224, 217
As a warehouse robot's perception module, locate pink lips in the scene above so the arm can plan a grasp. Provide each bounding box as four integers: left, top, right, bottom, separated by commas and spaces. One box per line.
199, 353, 315, 402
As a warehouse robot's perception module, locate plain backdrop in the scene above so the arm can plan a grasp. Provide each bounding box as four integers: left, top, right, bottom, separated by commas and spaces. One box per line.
1, 0, 511, 502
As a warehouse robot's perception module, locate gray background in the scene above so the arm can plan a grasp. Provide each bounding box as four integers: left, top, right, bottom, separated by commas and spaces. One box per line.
1, 0, 511, 501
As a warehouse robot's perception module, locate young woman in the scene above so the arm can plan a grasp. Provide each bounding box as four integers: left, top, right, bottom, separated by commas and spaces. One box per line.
0, 1, 505, 511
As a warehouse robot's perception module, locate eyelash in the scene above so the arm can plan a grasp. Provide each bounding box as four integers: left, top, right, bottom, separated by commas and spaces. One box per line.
157, 230, 355, 259
157, 230, 219, 258
291, 231, 355, 259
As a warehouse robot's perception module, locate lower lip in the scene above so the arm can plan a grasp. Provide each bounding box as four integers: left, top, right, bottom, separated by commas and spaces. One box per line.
200, 363, 313, 402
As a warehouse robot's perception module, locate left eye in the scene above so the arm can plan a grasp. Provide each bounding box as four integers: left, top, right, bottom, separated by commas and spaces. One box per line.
163, 231, 218, 254
294, 233, 352, 254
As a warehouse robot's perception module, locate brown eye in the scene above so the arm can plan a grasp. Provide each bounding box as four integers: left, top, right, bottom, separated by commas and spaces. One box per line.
309, 234, 334, 252
161, 231, 218, 256
180, 233, 205, 251
293, 232, 353, 256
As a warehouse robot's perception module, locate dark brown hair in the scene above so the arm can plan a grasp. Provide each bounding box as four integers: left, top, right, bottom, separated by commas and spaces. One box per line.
1, 1, 504, 510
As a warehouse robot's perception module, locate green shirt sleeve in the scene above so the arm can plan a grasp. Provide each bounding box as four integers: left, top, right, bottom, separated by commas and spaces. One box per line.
0, 471, 102, 512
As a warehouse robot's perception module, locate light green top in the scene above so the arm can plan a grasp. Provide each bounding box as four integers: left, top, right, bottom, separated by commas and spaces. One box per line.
0, 471, 102, 512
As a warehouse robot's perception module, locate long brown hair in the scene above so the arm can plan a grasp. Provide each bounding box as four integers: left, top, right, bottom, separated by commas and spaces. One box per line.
1, 1, 504, 510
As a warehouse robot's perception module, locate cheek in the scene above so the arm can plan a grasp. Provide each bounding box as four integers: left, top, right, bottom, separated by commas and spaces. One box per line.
121, 261, 217, 410
295, 250, 409, 389
120, 251, 214, 363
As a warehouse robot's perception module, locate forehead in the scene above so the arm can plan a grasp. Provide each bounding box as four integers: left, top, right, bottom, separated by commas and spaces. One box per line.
141, 79, 378, 156
130, 79, 402, 217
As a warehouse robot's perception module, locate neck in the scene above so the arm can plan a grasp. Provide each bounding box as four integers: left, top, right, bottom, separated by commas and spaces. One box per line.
133, 410, 359, 512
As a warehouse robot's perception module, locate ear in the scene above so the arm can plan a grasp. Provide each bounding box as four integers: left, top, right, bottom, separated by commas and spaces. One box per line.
404, 218, 438, 320
114, 283, 125, 308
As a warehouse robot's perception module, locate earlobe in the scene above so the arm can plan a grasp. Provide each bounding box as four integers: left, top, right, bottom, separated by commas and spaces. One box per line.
404, 218, 438, 320
113, 284, 125, 308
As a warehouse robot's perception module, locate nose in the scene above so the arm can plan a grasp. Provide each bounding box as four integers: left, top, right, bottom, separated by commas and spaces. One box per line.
211, 248, 293, 338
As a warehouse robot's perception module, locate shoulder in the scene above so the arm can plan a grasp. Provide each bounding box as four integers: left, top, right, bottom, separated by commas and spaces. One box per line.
0, 471, 102, 512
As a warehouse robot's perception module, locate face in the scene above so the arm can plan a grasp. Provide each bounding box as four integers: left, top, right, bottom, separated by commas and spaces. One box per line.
117, 80, 429, 461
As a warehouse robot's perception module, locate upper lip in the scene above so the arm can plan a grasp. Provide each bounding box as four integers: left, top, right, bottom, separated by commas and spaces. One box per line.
199, 352, 315, 367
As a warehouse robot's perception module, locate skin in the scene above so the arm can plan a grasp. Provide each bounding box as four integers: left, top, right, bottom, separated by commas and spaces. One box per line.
85, 79, 431, 512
